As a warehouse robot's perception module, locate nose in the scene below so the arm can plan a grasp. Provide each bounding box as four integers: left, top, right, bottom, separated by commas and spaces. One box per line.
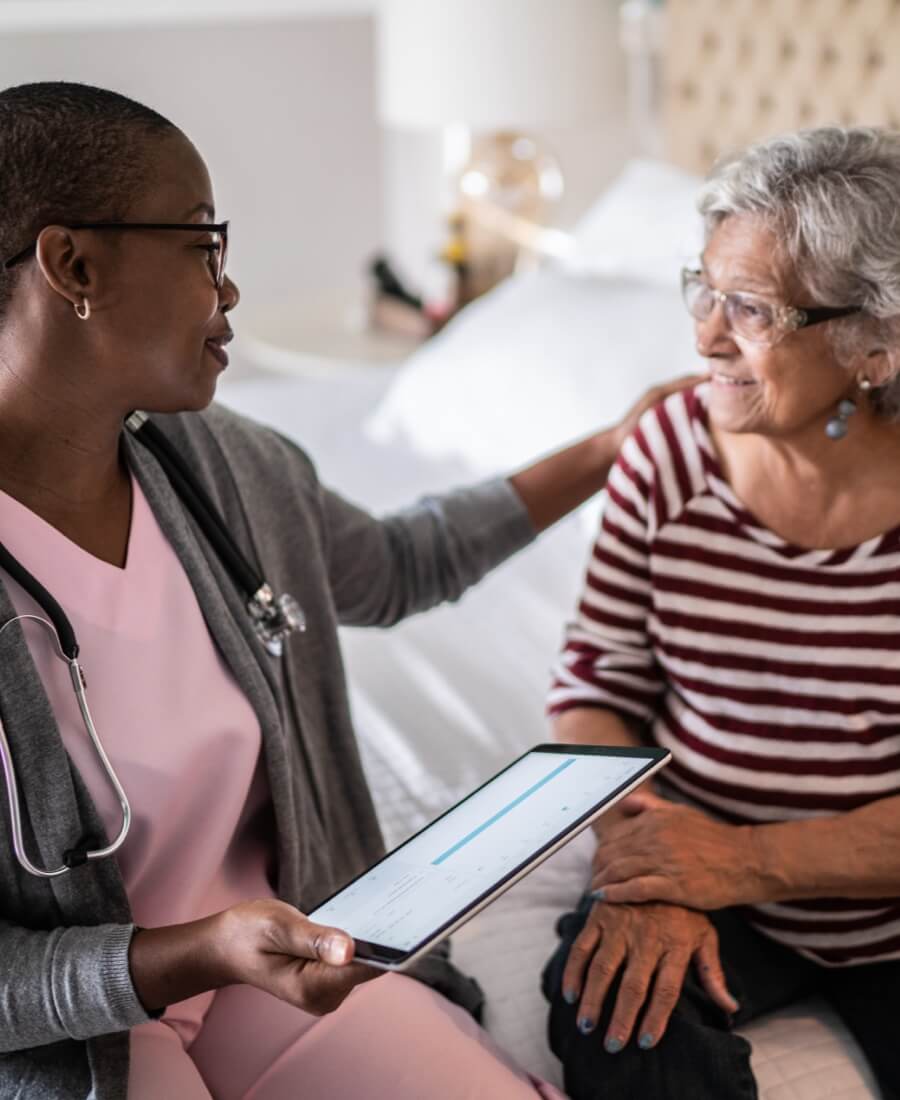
695, 297, 736, 358
219, 273, 240, 314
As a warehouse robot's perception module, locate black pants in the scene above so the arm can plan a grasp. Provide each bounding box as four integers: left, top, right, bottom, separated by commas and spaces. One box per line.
542, 896, 899, 1100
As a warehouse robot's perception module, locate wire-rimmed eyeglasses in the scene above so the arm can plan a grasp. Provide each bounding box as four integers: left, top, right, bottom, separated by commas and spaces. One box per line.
681, 267, 861, 348
3, 221, 230, 289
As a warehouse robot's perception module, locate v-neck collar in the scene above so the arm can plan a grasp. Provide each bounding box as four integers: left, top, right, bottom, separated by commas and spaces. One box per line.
0, 475, 139, 577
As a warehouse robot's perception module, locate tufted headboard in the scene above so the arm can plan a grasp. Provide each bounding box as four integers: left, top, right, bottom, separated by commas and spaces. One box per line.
660, 0, 900, 173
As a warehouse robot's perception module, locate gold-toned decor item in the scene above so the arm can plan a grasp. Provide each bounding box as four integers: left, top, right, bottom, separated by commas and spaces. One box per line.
377, 0, 624, 307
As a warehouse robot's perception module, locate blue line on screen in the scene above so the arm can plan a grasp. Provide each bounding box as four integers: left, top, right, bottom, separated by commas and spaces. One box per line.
432, 758, 576, 866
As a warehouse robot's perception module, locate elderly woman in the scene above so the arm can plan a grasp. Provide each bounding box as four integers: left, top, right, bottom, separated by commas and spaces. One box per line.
544, 126, 900, 1100
0, 81, 683, 1100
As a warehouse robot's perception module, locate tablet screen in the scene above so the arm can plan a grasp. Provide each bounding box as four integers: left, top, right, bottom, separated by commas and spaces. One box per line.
310, 745, 663, 959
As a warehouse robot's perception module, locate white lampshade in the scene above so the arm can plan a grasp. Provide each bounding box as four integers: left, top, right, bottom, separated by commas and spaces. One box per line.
377, 0, 622, 131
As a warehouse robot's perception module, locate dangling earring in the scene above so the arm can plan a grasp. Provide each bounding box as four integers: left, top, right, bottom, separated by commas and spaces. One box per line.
825, 398, 857, 440
74, 298, 91, 321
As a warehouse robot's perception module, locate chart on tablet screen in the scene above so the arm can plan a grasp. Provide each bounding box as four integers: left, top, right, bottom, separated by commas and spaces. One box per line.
313, 751, 646, 951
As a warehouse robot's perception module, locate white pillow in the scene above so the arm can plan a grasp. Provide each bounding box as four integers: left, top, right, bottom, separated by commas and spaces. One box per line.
366, 268, 699, 477
562, 158, 705, 288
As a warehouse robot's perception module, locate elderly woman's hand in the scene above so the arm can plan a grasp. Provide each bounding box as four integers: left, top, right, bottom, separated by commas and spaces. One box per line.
590, 792, 759, 910
562, 900, 739, 1051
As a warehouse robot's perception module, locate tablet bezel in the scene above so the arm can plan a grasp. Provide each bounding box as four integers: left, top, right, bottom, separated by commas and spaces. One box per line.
310, 742, 670, 971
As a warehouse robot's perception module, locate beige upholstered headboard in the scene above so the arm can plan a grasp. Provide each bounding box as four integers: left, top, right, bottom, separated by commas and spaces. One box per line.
661, 0, 900, 174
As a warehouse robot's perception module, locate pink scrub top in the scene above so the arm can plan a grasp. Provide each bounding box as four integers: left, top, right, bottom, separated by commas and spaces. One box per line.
0, 477, 566, 1100
0, 474, 277, 1039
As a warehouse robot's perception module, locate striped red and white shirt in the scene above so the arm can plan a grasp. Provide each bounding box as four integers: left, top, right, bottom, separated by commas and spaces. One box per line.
549, 382, 900, 966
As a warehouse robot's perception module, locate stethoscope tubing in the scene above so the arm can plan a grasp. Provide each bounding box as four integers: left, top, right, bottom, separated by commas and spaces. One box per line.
126, 414, 263, 598
0, 615, 131, 877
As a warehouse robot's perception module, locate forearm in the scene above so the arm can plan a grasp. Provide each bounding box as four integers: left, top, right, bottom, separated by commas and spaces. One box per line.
508, 373, 706, 532
129, 912, 227, 1012
746, 793, 900, 903
0, 915, 226, 1053
553, 708, 658, 831
553, 705, 645, 749
329, 478, 535, 626
509, 427, 620, 533
0, 921, 150, 1053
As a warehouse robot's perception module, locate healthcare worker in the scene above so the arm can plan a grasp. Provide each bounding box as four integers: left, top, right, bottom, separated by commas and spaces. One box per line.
0, 82, 691, 1100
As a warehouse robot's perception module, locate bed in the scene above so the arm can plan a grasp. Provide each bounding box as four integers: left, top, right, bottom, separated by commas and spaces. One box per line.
215, 2, 899, 1094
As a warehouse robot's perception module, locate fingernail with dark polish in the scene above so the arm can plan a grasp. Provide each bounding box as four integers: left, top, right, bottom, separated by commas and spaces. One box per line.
604, 1037, 623, 1053
563, 988, 577, 1005
638, 1033, 655, 1050
588, 888, 605, 901
577, 1016, 595, 1035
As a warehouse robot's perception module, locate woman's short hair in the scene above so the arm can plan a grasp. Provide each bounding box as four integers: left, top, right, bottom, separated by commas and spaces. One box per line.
697, 126, 900, 418
0, 82, 176, 318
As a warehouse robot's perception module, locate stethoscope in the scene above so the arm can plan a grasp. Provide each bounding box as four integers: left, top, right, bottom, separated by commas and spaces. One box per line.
0, 410, 306, 878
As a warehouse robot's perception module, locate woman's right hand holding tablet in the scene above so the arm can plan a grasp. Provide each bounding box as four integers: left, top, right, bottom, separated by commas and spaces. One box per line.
129, 899, 376, 1016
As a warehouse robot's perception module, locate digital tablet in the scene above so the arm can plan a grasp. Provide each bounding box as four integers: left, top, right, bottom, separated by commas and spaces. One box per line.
309, 743, 670, 970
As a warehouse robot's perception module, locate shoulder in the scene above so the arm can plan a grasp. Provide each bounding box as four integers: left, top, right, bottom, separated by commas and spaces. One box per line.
153, 402, 319, 486
139, 404, 325, 529
614, 383, 709, 530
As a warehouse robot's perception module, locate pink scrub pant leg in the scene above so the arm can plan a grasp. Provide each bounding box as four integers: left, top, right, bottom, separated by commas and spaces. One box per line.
128, 973, 566, 1100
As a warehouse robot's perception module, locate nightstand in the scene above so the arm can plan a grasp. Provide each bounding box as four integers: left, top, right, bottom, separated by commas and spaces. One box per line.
236, 290, 425, 378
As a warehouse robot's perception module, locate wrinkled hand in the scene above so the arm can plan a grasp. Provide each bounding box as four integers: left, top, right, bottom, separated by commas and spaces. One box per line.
609, 373, 707, 453
562, 900, 738, 1051
590, 792, 758, 910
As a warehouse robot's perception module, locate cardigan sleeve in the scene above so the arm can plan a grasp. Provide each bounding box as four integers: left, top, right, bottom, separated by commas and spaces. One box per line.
0, 920, 152, 1052
322, 477, 537, 627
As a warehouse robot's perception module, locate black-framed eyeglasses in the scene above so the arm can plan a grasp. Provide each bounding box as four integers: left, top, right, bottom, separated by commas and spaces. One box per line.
681, 267, 861, 347
3, 221, 230, 289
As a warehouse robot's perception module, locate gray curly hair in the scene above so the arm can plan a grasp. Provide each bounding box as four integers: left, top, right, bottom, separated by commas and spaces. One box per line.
697, 126, 900, 419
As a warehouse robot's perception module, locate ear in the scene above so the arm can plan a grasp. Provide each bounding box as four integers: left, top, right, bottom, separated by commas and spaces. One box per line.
859, 346, 896, 390
32, 226, 96, 311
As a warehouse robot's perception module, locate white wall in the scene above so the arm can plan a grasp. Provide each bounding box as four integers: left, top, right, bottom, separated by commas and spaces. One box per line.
0, 15, 382, 311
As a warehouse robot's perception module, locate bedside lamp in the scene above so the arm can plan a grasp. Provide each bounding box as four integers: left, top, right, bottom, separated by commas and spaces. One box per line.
377, 0, 623, 303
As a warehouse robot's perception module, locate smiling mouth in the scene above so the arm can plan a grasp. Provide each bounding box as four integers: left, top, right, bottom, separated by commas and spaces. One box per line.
712, 371, 755, 387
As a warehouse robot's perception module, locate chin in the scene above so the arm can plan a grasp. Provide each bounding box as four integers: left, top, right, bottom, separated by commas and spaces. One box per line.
179, 355, 223, 412
708, 389, 766, 435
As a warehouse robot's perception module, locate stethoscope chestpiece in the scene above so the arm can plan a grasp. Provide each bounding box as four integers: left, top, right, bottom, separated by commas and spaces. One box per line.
248, 584, 307, 657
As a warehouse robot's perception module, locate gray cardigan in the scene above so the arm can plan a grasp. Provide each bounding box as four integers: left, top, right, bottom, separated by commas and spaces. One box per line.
0, 403, 535, 1099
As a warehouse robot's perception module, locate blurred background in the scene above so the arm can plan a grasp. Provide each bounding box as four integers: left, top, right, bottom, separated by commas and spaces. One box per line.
0, 0, 631, 330
1, 0, 895, 372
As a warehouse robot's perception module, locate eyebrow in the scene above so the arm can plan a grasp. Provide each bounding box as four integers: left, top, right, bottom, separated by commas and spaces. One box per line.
699, 261, 778, 294
184, 202, 216, 220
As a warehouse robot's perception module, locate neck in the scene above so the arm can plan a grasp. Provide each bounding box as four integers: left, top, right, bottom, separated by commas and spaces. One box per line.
717, 401, 896, 499
0, 340, 129, 515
